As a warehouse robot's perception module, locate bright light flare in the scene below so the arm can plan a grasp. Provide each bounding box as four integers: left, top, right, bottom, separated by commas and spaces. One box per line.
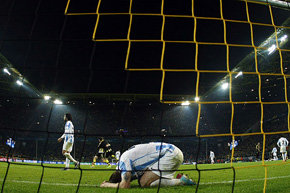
53, 99, 63, 105
16, 80, 23, 86
44, 95, 51, 100
281, 35, 287, 42
194, 97, 200, 102
235, 71, 243, 78
221, 82, 229, 90
3, 68, 11, 75
181, 101, 190, 106
268, 44, 276, 55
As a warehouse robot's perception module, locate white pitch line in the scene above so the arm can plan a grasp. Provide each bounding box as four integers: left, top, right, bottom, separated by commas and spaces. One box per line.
1, 175, 290, 187
2, 180, 96, 187
200, 175, 290, 185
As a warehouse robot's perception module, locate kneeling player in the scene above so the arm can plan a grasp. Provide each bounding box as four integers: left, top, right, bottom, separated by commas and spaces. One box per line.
271, 147, 278, 161
100, 142, 195, 188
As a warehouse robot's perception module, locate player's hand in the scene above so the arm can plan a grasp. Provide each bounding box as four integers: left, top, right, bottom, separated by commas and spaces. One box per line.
100, 181, 109, 187
57, 138, 62, 143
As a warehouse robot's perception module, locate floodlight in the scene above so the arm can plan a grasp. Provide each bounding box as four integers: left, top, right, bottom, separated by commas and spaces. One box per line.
268, 44, 276, 54
16, 80, 23, 86
194, 97, 200, 102
44, 95, 51, 100
281, 35, 287, 42
3, 68, 11, 75
221, 82, 229, 90
235, 71, 243, 78
53, 99, 63, 105
181, 101, 190, 106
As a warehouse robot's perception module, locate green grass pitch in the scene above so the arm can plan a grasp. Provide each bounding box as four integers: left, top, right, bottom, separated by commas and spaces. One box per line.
0, 161, 289, 193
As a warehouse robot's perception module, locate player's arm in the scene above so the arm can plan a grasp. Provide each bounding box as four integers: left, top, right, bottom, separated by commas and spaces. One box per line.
58, 122, 70, 142
100, 172, 131, 188
58, 133, 65, 142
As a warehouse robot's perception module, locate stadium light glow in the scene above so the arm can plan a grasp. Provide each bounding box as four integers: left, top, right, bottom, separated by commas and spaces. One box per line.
3, 68, 11, 75
53, 99, 63, 105
268, 44, 276, 55
44, 95, 51, 100
16, 80, 23, 86
181, 101, 190, 106
221, 82, 229, 90
235, 71, 243, 78
280, 35, 287, 42
194, 97, 200, 102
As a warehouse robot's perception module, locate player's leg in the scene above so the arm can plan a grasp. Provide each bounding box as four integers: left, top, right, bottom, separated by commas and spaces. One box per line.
63, 142, 79, 168
140, 170, 180, 187
104, 151, 112, 168
66, 158, 70, 168
139, 171, 185, 187
92, 155, 98, 167
62, 142, 70, 170
147, 146, 195, 187
281, 146, 286, 161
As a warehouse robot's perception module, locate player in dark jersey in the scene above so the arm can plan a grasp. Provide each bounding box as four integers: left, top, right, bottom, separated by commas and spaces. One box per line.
92, 137, 116, 168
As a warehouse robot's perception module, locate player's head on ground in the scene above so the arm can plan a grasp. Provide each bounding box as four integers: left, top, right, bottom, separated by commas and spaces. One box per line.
108, 171, 121, 183
64, 113, 72, 122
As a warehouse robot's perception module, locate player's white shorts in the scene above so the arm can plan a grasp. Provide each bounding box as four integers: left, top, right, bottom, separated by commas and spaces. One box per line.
280, 146, 287, 153
63, 142, 73, 152
149, 146, 183, 179
273, 153, 277, 157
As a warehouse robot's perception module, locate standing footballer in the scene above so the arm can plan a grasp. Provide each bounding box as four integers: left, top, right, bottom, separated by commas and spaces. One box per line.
57, 113, 79, 170
277, 137, 289, 162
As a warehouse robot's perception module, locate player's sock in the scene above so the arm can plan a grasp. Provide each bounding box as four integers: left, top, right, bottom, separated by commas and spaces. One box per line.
150, 178, 183, 187
65, 158, 70, 168
64, 152, 77, 163
74, 161, 80, 169
180, 175, 196, 185
93, 157, 96, 164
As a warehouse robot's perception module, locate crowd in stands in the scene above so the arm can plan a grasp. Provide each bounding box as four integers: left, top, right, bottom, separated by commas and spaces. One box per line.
0, 99, 289, 163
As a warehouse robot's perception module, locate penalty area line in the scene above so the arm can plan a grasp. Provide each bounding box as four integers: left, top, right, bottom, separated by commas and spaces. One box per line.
1, 175, 290, 187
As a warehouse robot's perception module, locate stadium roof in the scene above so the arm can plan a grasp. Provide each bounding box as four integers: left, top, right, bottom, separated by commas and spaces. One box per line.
0, 0, 289, 100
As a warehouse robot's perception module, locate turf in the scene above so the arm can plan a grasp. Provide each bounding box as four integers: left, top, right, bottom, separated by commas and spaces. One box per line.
0, 161, 289, 193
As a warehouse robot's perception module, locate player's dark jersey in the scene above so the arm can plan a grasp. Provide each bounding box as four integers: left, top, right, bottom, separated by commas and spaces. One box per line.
97, 139, 113, 158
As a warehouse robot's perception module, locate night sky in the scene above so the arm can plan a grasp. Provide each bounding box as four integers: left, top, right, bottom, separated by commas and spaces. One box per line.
0, 0, 289, 101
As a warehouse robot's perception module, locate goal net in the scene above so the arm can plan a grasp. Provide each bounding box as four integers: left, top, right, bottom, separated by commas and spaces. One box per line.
0, 0, 289, 192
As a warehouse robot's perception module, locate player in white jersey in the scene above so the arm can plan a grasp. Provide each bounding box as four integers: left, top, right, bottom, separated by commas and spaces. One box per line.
57, 113, 79, 170
100, 142, 195, 188
277, 137, 289, 162
210, 151, 215, 164
271, 147, 278, 161
115, 150, 121, 161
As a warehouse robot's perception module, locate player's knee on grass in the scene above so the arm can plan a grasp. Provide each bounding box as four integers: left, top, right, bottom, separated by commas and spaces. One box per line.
139, 171, 159, 187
